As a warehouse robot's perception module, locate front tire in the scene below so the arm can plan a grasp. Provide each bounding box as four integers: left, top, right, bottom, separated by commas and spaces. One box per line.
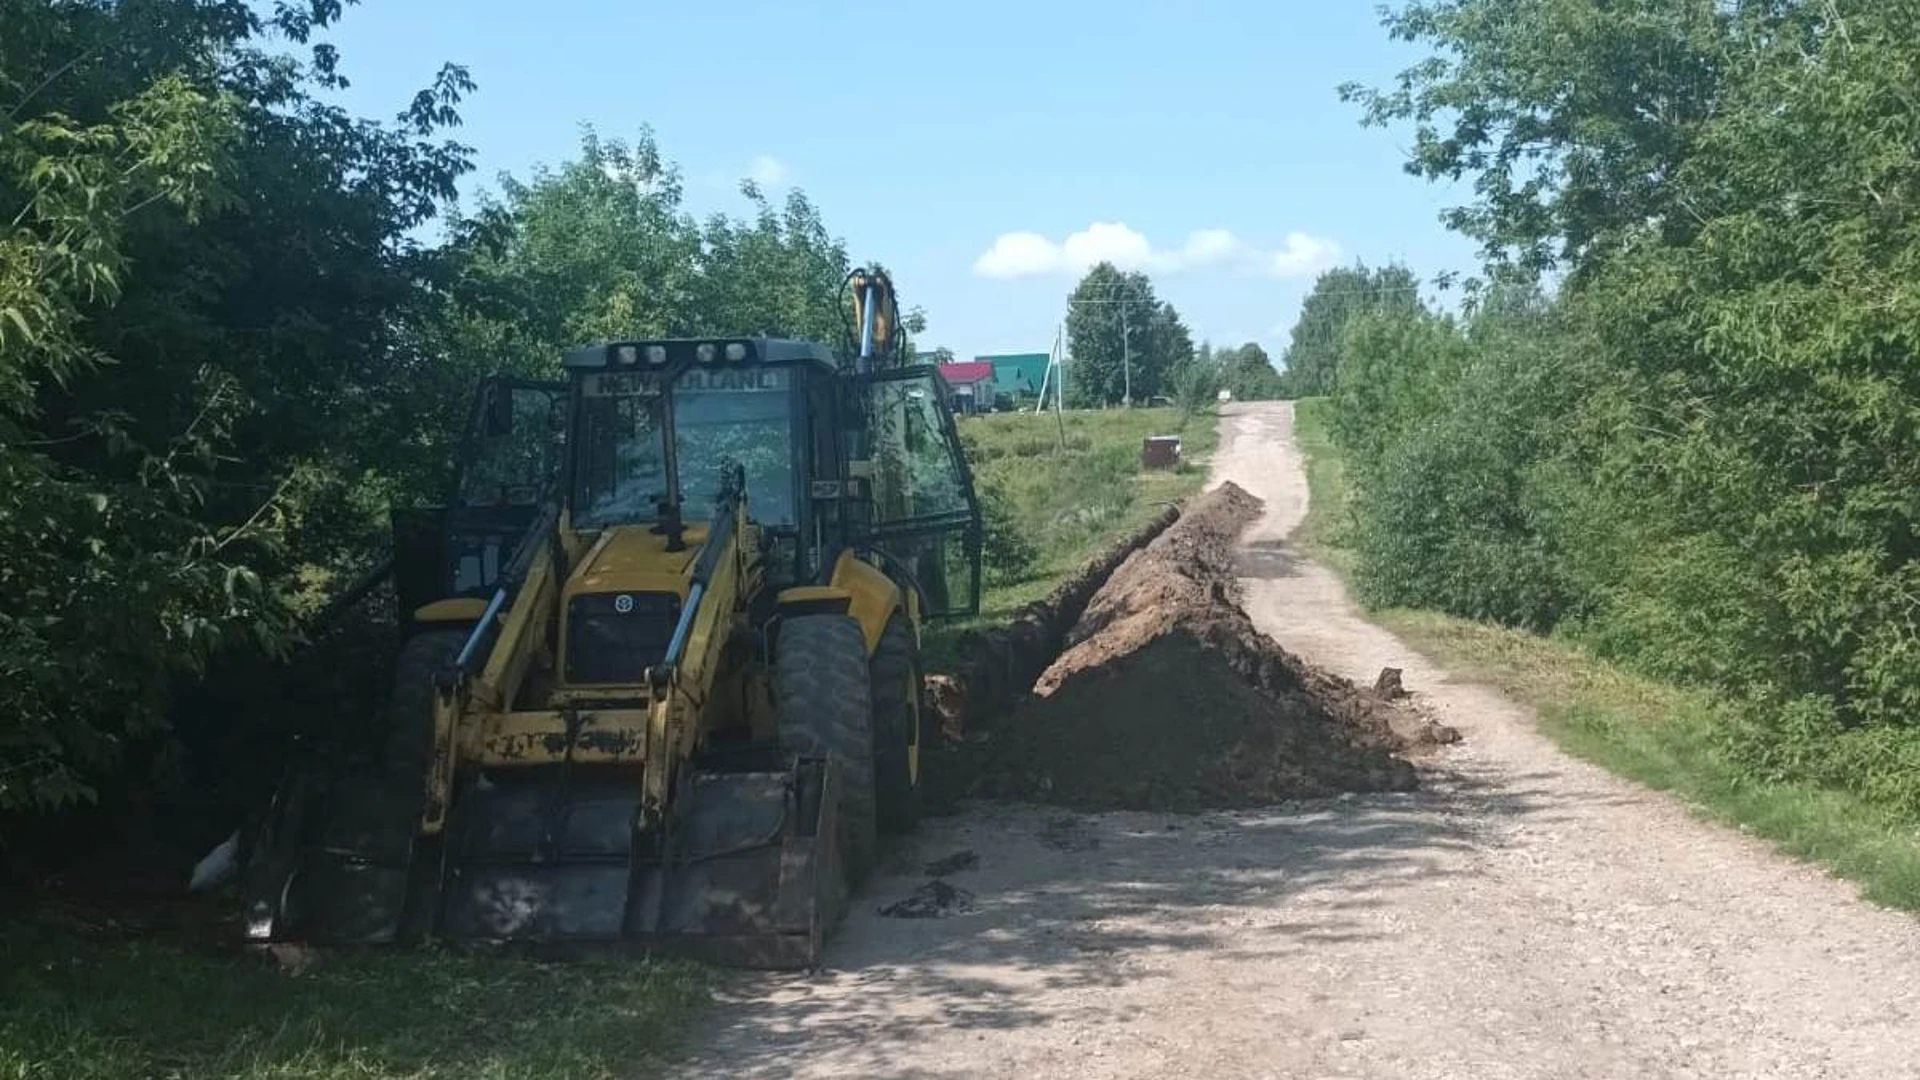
872, 613, 924, 834
775, 615, 877, 887
382, 629, 468, 779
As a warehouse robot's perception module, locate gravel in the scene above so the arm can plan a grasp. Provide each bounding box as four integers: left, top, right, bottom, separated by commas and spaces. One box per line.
669, 402, 1920, 1080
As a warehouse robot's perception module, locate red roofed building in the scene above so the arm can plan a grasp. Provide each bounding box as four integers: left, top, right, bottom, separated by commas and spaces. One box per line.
937, 361, 997, 415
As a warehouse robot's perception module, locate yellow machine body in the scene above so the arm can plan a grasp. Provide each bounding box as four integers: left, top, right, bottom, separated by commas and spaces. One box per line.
242, 321, 978, 968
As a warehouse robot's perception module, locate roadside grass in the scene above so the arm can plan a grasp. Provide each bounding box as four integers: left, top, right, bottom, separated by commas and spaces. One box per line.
1287, 397, 1356, 575
0, 924, 712, 1080
926, 405, 1217, 666
1291, 396, 1920, 912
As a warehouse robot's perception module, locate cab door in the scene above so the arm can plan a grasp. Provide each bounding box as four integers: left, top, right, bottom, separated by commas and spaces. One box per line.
849, 366, 983, 617
393, 378, 568, 619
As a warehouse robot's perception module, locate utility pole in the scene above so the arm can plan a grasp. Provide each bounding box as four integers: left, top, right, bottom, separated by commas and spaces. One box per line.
1119, 304, 1132, 408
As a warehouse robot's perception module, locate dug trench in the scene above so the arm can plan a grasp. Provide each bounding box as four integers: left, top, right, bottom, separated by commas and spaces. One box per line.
920, 480, 1457, 816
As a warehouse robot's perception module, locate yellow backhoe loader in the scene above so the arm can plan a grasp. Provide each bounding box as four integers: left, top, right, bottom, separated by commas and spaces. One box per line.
240, 271, 982, 967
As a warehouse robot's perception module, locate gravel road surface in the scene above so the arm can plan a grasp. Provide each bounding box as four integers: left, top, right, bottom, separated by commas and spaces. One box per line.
670, 401, 1920, 1080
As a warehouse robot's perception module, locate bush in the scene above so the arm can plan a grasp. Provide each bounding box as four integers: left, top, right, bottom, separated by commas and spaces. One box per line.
1170, 356, 1223, 417
977, 478, 1039, 586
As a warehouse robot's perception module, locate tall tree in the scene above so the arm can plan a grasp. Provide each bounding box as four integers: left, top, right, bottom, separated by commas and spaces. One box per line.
1064, 263, 1191, 406
435, 128, 894, 382
1340, 0, 1791, 277
1, 0, 476, 811
1279, 263, 1425, 397
1145, 300, 1196, 391
1218, 342, 1286, 401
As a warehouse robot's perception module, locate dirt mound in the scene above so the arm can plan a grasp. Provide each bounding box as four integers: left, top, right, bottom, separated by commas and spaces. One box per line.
972, 481, 1457, 812
926, 504, 1182, 742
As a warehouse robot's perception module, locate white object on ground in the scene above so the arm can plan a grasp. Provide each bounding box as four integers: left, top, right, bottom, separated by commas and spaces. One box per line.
188, 828, 240, 892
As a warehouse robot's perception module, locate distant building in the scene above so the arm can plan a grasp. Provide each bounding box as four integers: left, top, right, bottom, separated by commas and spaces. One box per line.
976, 353, 1050, 403
936, 361, 997, 415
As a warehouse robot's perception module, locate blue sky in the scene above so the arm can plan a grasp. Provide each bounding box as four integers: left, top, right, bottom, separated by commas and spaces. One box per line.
322, 1, 1480, 359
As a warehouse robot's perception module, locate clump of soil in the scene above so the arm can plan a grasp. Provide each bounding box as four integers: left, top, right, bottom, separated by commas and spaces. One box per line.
970, 481, 1457, 812
877, 880, 976, 919
925, 504, 1182, 741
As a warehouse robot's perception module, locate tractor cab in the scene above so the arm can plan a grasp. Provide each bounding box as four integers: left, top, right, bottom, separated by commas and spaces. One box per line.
561, 336, 981, 614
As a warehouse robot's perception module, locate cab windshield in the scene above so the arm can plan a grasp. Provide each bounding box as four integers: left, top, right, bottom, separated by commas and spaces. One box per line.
572, 366, 796, 528
573, 371, 668, 527
673, 365, 796, 526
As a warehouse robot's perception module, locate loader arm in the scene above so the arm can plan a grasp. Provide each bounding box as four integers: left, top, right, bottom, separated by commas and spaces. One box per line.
422, 503, 565, 834
642, 471, 757, 816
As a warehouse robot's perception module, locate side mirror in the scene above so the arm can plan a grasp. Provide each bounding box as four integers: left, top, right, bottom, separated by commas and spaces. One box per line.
483, 386, 515, 436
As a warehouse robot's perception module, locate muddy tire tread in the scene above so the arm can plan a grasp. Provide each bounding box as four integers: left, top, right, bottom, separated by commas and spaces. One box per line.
775, 614, 878, 886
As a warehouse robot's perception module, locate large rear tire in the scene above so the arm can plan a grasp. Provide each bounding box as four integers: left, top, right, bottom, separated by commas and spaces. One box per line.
381, 629, 468, 779
775, 615, 877, 888
872, 613, 924, 834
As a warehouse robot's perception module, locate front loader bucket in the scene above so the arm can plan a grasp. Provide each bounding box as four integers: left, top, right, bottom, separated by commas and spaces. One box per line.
242, 755, 844, 970
242, 768, 433, 946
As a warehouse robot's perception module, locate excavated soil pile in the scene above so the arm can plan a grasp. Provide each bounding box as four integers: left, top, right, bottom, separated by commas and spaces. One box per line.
971, 481, 1457, 812
926, 504, 1182, 739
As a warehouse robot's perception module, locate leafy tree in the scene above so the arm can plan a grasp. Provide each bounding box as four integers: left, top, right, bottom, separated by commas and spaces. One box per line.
1144, 299, 1196, 397
0, 3, 902, 820
1, 1, 473, 811
1063, 263, 1192, 406
1277, 263, 1425, 398
436, 129, 912, 379
1340, 0, 1777, 276
1334, 0, 1920, 816
1169, 342, 1224, 416
1217, 342, 1286, 401
0, 0, 951, 831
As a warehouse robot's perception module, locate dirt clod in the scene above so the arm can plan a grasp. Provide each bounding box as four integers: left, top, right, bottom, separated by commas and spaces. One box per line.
1037, 816, 1101, 852
877, 879, 976, 919
1374, 667, 1408, 699
972, 482, 1456, 812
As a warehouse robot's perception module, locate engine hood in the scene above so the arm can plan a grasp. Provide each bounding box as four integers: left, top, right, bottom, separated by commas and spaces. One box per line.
573, 523, 709, 594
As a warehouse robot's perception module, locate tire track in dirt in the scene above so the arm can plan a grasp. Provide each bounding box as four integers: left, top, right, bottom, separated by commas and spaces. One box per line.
669, 401, 1920, 1080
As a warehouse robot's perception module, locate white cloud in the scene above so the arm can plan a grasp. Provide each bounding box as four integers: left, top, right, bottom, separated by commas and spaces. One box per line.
1268, 232, 1341, 278
971, 231, 1062, 278
744, 154, 789, 188
972, 221, 1339, 279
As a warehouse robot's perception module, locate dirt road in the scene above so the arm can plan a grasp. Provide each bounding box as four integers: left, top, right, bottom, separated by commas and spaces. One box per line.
673, 401, 1920, 1079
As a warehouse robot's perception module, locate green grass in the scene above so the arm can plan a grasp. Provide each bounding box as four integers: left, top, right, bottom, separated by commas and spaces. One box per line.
1292, 396, 1920, 912
0, 926, 712, 1080
927, 406, 1217, 666
1288, 397, 1355, 575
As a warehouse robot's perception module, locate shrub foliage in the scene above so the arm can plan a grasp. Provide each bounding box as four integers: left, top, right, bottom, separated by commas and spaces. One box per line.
1316, 0, 1920, 812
